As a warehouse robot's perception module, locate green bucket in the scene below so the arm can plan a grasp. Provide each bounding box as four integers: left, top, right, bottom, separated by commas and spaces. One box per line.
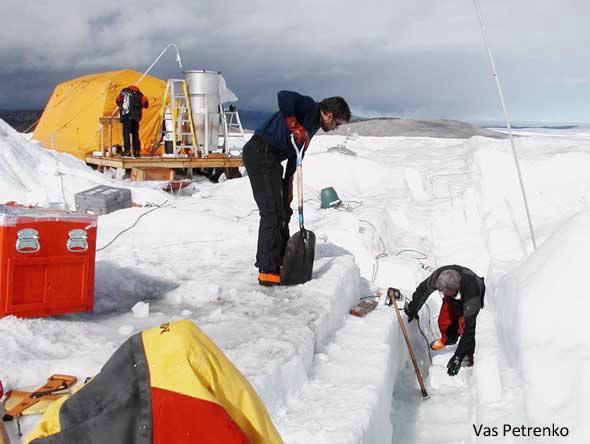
320, 187, 342, 209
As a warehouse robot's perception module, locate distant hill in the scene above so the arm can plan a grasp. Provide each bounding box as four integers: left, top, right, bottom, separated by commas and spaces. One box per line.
239, 113, 508, 138
0, 110, 43, 133
238, 113, 508, 138
322, 117, 509, 139
235, 109, 273, 131
0, 110, 507, 139
0, 109, 271, 134
471, 119, 584, 130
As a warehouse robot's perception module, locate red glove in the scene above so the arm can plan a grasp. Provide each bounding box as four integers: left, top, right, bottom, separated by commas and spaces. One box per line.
285, 116, 309, 146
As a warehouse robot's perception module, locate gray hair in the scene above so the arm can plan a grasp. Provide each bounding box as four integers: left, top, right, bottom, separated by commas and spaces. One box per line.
436, 270, 461, 293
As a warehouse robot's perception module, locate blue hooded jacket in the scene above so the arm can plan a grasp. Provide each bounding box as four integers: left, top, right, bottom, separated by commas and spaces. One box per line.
254, 91, 321, 176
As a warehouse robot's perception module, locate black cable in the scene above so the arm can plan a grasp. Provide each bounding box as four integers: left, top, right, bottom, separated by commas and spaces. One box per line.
422, 302, 436, 339
416, 317, 433, 363
97, 202, 168, 252
335, 200, 363, 212
235, 208, 259, 221
402, 295, 433, 363
371, 253, 388, 285
49, 151, 69, 211
359, 294, 380, 300
395, 248, 428, 260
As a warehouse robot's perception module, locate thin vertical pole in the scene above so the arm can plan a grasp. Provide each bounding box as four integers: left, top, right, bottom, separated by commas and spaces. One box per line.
472, 0, 537, 250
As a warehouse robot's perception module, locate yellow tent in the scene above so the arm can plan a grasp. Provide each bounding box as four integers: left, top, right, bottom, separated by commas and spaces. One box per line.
33, 70, 166, 160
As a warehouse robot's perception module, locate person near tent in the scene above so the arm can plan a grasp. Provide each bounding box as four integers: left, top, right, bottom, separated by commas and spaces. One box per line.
243, 91, 351, 286
115, 85, 149, 157
404, 265, 485, 376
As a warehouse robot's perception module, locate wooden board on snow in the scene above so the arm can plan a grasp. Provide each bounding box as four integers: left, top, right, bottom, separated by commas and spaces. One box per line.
349, 299, 378, 317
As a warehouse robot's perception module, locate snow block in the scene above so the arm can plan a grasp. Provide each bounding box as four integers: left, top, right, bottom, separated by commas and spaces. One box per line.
496, 209, 590, 437
474, 354, 502, 404
131, 301, 150, 318
473, 310, 503, 404
218, 255, 360, 415
403, 167, 430, 202
427, 353, 469, 391
276, 308, 398, 444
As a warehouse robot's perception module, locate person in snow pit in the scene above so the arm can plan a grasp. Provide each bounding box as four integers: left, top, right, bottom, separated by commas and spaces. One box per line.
116, 85, 149, 157
243, 91, 351, 286
404, 265, 486, 376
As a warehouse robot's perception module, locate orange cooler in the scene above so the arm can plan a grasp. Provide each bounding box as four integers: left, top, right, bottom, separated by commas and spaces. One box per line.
0, 204, 97, 318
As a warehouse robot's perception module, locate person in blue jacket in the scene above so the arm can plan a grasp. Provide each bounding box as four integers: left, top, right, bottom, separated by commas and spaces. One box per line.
243, 91, 351, 286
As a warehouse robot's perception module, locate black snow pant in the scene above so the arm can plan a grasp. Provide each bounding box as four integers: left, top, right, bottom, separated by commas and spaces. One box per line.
122, 119, 141, 156
243, 135, 292, 274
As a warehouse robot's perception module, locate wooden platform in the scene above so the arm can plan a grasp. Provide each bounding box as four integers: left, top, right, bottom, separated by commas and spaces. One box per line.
86, 153, 243, 169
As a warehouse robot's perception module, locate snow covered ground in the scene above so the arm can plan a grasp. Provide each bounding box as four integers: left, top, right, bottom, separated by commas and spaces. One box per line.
1, 118, 589, 443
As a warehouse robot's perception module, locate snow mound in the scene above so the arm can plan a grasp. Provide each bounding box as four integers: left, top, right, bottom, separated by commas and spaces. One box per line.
496, 209, 590, 441
0, 118, 166, 208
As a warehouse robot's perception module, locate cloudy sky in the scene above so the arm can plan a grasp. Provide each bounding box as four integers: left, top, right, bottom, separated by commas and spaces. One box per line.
1, 0, 588, 122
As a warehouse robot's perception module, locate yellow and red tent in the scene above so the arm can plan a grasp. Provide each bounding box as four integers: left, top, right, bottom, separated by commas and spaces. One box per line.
26, 320, 283, 444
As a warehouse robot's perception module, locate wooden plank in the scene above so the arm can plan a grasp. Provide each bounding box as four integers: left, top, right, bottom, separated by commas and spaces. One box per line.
3, 390, 65, 417
0, 420, 9, 444
6, 390, 62, 401
349, 299, 378, 318
86, 155, 243, 169
0, 382, 7, 444
131, 168, 175, 182
2, 375, 77, 421
0, 402, 9, 444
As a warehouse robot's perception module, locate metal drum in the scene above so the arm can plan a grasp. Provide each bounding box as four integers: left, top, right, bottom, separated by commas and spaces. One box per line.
185, 70, 221, 150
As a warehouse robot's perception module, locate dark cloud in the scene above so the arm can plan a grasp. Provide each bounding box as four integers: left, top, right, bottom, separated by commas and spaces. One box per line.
1, 0, 588, 122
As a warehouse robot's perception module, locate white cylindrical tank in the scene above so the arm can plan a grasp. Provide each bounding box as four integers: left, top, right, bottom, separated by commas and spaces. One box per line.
185, 70, 221, 150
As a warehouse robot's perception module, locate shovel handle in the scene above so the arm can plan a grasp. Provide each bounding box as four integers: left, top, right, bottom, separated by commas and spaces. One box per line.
388, 288, 429, 399
290, 136, 306, 232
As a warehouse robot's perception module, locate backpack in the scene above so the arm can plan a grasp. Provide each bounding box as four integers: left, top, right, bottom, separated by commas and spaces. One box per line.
119, 88, 143, 121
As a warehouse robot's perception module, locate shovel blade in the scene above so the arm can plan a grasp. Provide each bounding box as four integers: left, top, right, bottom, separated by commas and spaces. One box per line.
280, 229, 316, 285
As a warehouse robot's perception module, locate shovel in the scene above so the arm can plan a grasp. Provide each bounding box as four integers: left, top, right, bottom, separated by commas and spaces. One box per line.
280, 136, 316, 285
387, 288, 429, 399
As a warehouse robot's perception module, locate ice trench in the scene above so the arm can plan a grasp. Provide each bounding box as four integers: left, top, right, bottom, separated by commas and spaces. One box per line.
350, 154, 523, 444
275, 176, 512, 443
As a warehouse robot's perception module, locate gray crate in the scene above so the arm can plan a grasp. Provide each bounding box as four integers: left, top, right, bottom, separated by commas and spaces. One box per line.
75, 185, 132, 215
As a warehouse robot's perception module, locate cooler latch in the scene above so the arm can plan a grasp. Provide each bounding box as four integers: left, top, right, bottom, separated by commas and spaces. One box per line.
67, 229, 88, 252
16, 228, 40, 253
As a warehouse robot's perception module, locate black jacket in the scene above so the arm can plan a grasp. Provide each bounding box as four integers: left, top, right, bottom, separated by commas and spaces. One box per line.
407, 265, 485, 360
